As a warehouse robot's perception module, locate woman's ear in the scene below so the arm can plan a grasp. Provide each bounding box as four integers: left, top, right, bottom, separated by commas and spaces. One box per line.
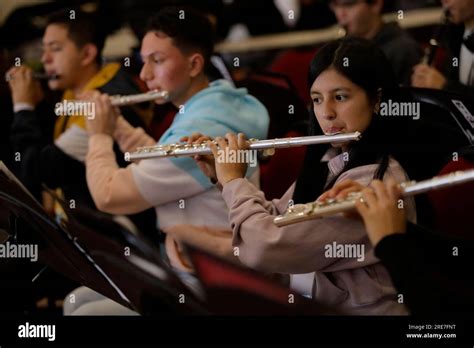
80, 43, 99, 67
188, 53, 205, 78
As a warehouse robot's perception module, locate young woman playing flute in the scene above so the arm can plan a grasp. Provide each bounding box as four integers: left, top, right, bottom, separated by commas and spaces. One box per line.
181, 38, 416, 315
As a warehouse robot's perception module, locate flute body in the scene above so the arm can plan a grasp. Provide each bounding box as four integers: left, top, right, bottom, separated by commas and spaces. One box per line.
125, 132, 362, 161
274, 169, 474, 226
5, 72, 60, 81
110, 90, 169, 106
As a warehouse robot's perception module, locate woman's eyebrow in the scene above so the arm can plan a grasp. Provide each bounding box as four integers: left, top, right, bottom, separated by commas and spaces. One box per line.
332, 87, 351, 93
310, 87, 351, 95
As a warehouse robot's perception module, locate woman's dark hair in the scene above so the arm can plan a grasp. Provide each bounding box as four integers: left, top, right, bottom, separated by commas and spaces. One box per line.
293, 37, 399, 203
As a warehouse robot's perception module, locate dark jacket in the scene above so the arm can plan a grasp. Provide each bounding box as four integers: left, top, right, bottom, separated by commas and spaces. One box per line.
440, 24, 474, 97
373, 22, 423, 86
375, 222, 474, 316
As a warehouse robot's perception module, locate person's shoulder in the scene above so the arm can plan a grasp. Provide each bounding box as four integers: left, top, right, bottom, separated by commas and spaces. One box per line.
189, 80, 267, 114
335, 163, 381, 186
99, 65, 142, 96
386, 156, 410, 181
335, 156, 408, 185
380, 22, 420, 51
193, 80, 245, 101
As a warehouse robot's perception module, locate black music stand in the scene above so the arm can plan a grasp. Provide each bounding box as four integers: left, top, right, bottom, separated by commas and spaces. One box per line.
0, 162, 131, 309
52, 193, 207, 315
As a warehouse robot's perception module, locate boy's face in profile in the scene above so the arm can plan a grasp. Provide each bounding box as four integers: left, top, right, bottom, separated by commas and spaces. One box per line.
330, 0, 379, 38
139, 31, 198, 107
41, 24, 87, 91
442, 0, 474, 25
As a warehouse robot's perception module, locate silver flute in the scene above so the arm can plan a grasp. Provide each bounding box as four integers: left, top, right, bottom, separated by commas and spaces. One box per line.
274, 169, 474, 226
125, 132, 362, 161
55, 90, 168, 107
110, 90, 169, 106
5, 72, 60, 81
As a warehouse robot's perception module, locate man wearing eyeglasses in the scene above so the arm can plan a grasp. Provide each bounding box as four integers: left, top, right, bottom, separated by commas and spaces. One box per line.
330, 0, 422, 85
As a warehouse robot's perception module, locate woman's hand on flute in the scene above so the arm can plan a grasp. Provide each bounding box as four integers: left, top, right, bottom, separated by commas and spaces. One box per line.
318, 179, 365, 202
355, 178, 407, 247
318, 179, 366, 219
208, 132, 249, 185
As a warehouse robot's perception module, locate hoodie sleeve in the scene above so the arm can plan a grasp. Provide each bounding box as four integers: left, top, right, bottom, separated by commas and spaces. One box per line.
86, 133, 153, 214
86, 118, 245, 213
113, 116, 156, 154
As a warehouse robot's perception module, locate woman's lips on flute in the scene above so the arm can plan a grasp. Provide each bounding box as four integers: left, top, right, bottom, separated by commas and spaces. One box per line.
325, 127, 344, 135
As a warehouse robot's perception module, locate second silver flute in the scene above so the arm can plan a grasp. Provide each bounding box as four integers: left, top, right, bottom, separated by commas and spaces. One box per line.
110, 90, 169, 106
274, 169, 474, 226
125, 132, 362, 161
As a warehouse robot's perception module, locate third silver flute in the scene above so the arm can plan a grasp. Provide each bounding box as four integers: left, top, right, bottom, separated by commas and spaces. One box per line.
274, 169, 474, 226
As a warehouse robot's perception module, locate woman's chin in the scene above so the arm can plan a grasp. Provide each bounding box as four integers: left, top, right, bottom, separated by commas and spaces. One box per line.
331, 142, 346, 149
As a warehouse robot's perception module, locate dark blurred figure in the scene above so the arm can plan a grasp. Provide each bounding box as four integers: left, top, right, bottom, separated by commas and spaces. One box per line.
0, 51, 14, 169
330, 0, 423, 85
394, 0, 440, 10
294, 0, 337, 30
221, 0, 287, 36
412, 0, 474, 96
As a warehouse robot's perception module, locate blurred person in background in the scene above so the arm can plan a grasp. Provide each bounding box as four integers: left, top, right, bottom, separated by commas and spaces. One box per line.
411, 0, 474, 96
330, 0, 422, 85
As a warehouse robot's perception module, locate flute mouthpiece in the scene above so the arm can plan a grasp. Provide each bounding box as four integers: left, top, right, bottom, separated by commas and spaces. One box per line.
47, 74, 60, 80
324, 131, 343, 136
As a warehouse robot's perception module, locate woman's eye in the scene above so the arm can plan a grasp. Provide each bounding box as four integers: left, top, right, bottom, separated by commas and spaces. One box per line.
335, 94, 348, 101
153, 57, 163, 64
312, 97, 322, 104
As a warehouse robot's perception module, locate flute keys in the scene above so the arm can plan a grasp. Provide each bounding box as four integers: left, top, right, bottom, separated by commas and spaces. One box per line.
399, 180, 416, 190
315, 198, 336, 207
163, 145, 174, 154
262, 148, 275, 157
136, 146, 151, 153
286, 203, 313, 216
127, 132, 362, 161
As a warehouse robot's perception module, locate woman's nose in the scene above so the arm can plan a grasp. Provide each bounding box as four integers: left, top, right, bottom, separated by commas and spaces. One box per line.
320, 100, 337, 120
